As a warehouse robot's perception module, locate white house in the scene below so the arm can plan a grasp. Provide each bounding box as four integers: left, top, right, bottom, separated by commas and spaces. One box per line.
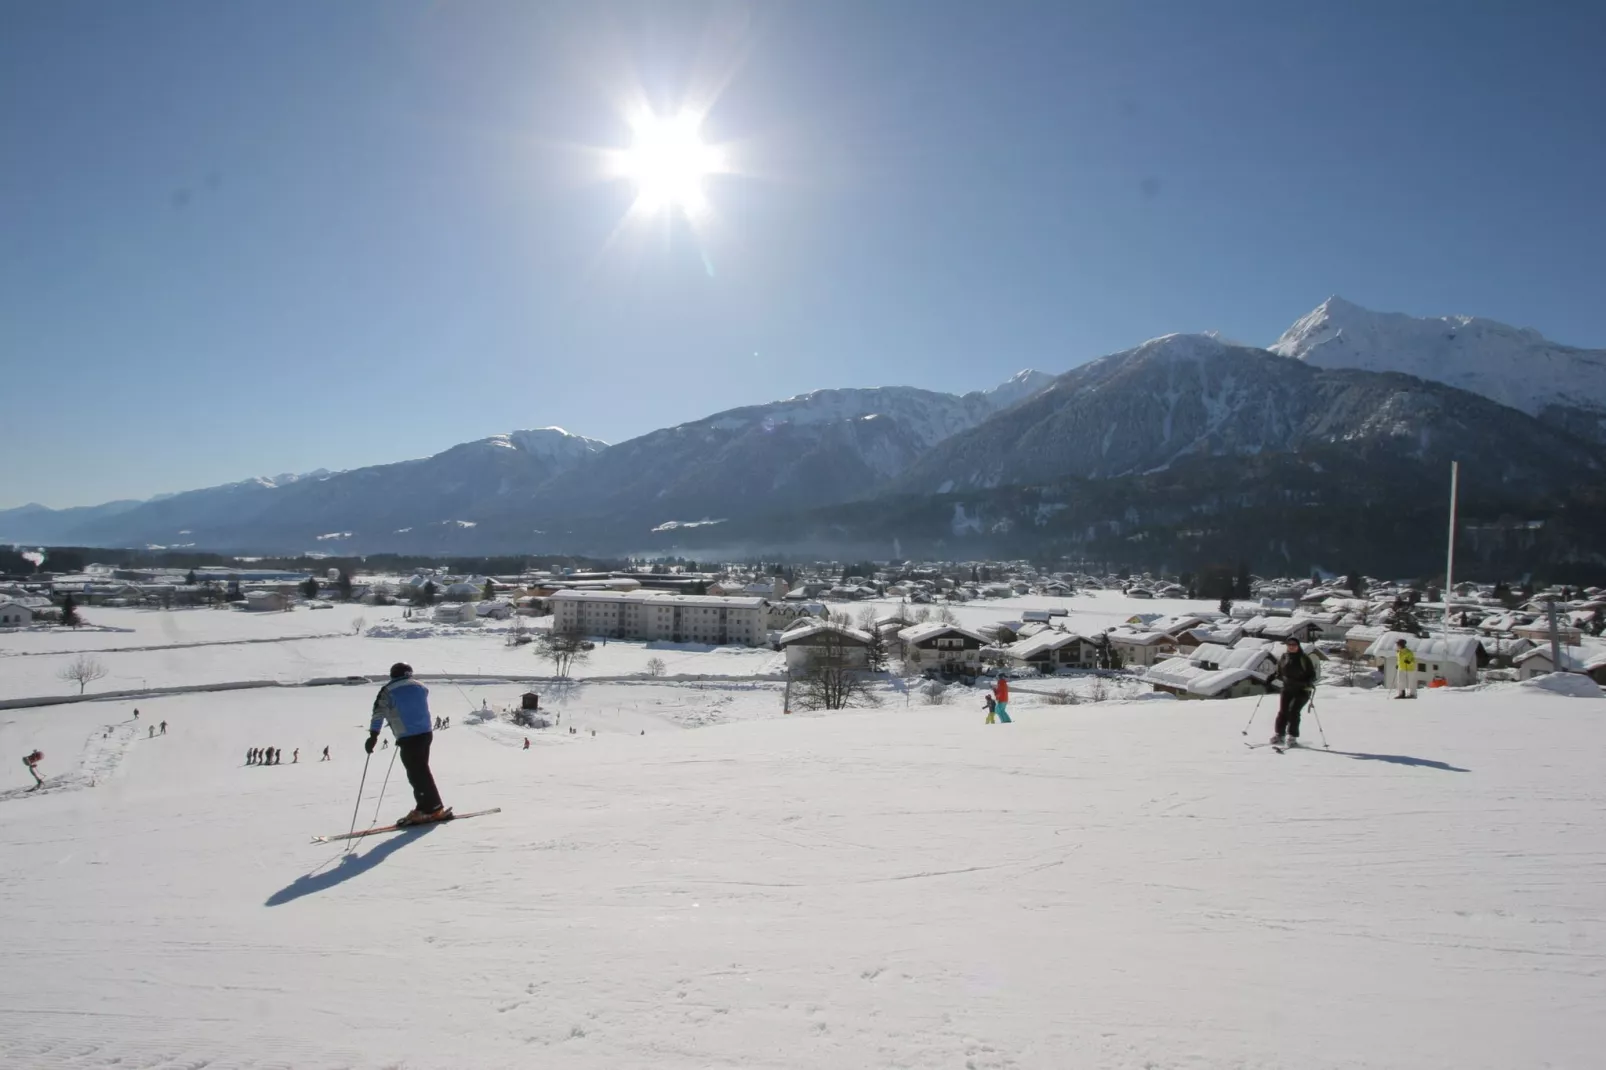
242, 591, 289, 612
898, 622, 989, 674
778, 621, 873, 671
433, 602, 479, 624
1005, 631, 1099, 673
1363, 633, 1483, 688
1513, 646, 1587, 680
0, 600, 34, 626
1105, 629, 1179, 668
474, 600, 515, 620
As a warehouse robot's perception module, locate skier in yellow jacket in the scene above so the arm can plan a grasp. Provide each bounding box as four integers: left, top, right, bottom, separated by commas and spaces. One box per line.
1394, 638, 1418, 699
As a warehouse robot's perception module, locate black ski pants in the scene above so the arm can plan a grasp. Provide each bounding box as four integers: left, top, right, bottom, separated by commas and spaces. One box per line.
1275, 687, 1311, 739
396, 732, 443, 813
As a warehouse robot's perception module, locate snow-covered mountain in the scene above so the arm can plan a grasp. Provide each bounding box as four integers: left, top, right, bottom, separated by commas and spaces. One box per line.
1, 427, 609, 552
516, 375, 1057, 532
1271, 297, 1606, 442
902, 333, 1600, 493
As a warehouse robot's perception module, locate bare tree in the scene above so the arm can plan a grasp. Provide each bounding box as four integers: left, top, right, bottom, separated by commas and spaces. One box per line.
1044, 688, 1078, 706
937, 606, 958, 625
854, 606, 878, 632
827, 609, 854, 627
912, 606, 933, 623
536, 623, 591, 678
351, 615, 367, 636
58, 654, 108, 694
645, 656, 667, 677
791, 629, 879, 712
506, 617, 532, 647
920, 679, 950, 705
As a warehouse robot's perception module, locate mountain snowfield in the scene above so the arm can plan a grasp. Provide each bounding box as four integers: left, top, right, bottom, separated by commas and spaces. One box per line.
1, 623, 1602, 1069
1272, 297, 1606, 440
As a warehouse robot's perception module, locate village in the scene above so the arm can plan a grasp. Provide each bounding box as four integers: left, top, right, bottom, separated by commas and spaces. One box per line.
3, 556, 1604, 715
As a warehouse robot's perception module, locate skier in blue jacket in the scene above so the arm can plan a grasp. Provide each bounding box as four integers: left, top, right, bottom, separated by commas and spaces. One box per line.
368, 663, 450, 825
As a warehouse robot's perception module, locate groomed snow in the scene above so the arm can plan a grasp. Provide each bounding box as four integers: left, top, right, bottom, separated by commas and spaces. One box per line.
2, 673, 1602, 1068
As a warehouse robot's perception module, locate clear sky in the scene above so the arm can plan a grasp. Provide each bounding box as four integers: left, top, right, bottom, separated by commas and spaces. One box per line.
3, 0, 1603, 509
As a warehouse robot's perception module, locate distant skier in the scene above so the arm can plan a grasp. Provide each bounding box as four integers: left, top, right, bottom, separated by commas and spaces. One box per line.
247, 748, 256, 765
133, 709, 139, 721
273, 747, 281, 765
991, 675, 1013, 723
523, 737, 530, 750
1394, 639, 1418, 700
1268, 638, 1318, 747
159, 721, 167, 735
148, 725, 155, 739
368, 663, 449, 825
22, 750, 44, 788
321, 746, 330, 762
292, 748, 299, 763
984, 693, 998, 724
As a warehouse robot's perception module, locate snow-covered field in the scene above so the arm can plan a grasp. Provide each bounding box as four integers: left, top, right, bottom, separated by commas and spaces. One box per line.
2, 659, 1603, 1068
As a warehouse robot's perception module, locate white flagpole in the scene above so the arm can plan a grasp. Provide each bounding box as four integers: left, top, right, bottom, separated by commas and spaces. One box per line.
1444, 461, 1459, 640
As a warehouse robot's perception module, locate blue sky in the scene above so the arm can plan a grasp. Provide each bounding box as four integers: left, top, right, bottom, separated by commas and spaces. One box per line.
3, 0, 1603, 508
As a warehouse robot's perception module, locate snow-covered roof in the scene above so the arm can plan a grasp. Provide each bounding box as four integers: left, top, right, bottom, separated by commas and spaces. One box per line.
1363, 632, 1483, 666
1258, 616, 1327, 639
1186, 624, 1245, 646
1514, 646, 1586, 671
549, 590, 766, 610
1108, 629, 1173, 646
1149, 614, 1207, 635
1007, 631, 1089, 659
1143, 657, 1263, 697
1345, 624, 1389, 642
778, 621, 872, 647
898, 622, 988, 645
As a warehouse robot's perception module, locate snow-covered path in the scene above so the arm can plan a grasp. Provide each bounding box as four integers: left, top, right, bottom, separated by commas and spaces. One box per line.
1, 684, 1602, 1068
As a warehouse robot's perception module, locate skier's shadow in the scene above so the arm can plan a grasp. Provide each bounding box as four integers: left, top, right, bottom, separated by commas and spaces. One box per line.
1310, 748, 1470, 773
265, 825, 437, 907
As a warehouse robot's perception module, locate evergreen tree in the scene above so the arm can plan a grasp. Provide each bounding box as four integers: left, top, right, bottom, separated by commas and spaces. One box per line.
482, 578, 496, 601
1384, 598, 1427, 637
419, 580, 437, 606
337, 572, 355, 601
226, 577, 242, 601
185, 569, 197, 586
60, 592, 80, 628
301, 576, 319, 600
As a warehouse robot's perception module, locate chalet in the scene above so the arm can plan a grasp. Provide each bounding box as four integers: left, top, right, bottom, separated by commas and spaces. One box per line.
1513, 647, 1587, 681
1143, 643, 1275, 700
1513, 621, 1584, 647
1150, 614, 1208, 637
1344, 625, 1390, 660
1363, 633, 1483, 688
1005, 631, 1099, 674
1257, 616, 1329, 644
475, 600, 515, 620
778, 621, 874, 671
0, 600, 33, 626
1106, 629, 1179, 668
899, 622, 989, 674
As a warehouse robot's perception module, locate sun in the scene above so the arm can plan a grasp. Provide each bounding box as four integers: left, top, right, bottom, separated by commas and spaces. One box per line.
618, 110, 723, 216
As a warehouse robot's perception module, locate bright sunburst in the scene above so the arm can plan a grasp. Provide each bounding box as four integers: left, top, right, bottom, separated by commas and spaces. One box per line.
616, 109, 724, 217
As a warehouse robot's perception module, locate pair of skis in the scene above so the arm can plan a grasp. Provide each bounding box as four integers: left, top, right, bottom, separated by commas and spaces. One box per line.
311, 807, 501, 844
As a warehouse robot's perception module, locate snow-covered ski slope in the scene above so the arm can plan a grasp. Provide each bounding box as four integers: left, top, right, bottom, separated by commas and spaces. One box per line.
2, 679, 1602, 1069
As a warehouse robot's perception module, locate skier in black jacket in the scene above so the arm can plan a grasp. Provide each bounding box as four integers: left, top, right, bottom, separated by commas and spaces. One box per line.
1268, 638, 1318, 747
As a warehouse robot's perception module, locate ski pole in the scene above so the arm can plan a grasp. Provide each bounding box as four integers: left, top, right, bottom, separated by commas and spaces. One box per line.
1241, 689, 1267, 736
359, 745, 400, 849
1309, 694, 1329, 749
344, 750, 373, 844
